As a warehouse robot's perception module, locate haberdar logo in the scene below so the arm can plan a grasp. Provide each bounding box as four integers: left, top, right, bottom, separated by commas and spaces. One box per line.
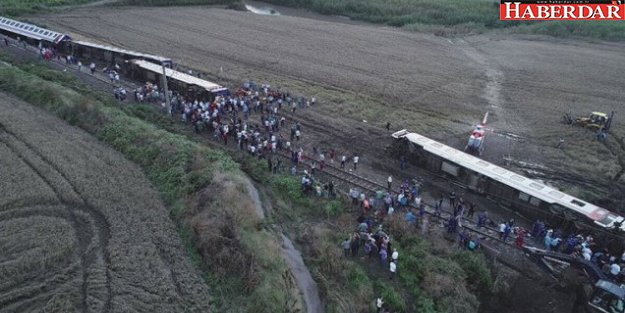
500, 0, 625, 20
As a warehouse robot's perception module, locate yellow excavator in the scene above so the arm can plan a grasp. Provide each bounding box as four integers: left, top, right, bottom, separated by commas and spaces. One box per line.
523, 246, 625, 313
563, 111, 614, 131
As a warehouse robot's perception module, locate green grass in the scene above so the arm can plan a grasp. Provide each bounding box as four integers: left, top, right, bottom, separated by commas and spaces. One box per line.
0, 58, 298, 313
0, 0, 244, 16
262, 0, 625, 40
115, 0, 244, 9
0, 0, 94, 16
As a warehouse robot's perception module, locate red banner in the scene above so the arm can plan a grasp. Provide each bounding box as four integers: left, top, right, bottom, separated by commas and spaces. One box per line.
500, 2, 625, 20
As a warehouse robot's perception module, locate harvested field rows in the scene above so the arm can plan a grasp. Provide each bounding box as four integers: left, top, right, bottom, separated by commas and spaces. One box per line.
0, 94, 210, 312
39, 6, 625, 199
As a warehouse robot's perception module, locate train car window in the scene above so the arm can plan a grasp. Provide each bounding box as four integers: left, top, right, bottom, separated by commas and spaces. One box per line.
571, 199, 586, 207
529, 182, 545, 190
492, 167, 506, 175
549, 190, 565, 199
38, 30, 44, 34
529, 197, 541, 207
477, 160, 490, 167
441, 161, 459, 177
518, 192, 530, 202
511, 175, 525, 182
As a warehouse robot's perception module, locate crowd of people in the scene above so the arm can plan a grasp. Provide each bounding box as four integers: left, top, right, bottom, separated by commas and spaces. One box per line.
531, 219, 625, 282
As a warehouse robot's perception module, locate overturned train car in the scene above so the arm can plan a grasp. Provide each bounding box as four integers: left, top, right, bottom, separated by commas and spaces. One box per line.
391, 130, 624, 237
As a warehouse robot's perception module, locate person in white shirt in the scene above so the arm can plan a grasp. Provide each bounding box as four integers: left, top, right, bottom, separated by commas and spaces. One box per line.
389, 260, 397, 280
610, 263, 621, 276
376, 297, 384, 313
353, 155, 359, 170
499, 223, 506, 240
387, 176, 393, 191
391, 248, 398, 262
341, 155, 347, 169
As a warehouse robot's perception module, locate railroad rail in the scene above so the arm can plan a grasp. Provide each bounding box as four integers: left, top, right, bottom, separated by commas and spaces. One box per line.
6, 37, 532, 257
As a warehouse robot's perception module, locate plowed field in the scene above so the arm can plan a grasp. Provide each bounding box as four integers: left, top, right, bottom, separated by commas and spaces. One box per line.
0, 94, 210, 312
37, 6, 625, 201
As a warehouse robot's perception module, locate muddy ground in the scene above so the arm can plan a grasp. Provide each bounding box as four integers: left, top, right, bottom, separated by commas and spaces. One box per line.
35, 5, 625, 207
0, 94, 211, 312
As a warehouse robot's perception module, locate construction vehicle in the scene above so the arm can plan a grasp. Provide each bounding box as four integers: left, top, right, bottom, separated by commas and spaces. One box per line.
523, 246, 625, 313
562, 111, 615, 132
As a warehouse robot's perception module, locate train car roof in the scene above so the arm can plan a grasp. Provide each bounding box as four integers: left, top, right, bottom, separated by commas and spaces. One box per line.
130, 59, 225, 92
75, 40, 171, 63
0, 16, 71, 44
392, 130, 617, 225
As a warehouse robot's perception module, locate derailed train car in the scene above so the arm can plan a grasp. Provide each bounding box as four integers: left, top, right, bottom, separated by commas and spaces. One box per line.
391, 129, 625, 235
0, 16, 72, 47
128, 59, 229, 101
71, 40, 173, 70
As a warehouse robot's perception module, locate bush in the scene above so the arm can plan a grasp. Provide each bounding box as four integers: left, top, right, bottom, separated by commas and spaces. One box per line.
452, 251, 494, 292
118, 0, 240, 6
374, 281, 407, 312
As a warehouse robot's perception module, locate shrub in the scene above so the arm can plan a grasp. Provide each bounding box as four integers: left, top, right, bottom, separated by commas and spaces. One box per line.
452, 251, 494, 292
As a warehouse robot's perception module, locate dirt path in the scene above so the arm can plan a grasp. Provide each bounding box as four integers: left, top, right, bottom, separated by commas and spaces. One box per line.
243, 178, 322, 313
281, 235, 324, 313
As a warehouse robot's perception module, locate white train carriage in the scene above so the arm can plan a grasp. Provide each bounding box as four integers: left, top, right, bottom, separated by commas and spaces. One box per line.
72, 40, 173, 68
0, 16, 71, 45
128, 59, 229, 99
392, 129, 624, 232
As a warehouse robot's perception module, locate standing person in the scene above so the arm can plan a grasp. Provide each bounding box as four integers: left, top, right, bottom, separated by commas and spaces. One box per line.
391, 248, 398, 262
350, 233, 360, 257
77, 61, 82, 72
295, 129, 301, 141
380, 248, 388, 267
386, 122, 391, 131
449, 191, 457, 209
387, 176, 393, 192
353, 155, 359, 170
340, 155, 346, 169
467, 202, 476, 219
389, 259, 397, 280
3, 38, 8, 46
376, 297, 384, 313
341, 238, 351, 257
90, 62, 96, 75
400, 155, 406, 169
503, 223, 512, 243
499, 221, 507, 240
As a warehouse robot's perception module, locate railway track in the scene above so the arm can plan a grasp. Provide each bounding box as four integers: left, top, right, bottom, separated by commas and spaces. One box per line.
7, 38, 530, 255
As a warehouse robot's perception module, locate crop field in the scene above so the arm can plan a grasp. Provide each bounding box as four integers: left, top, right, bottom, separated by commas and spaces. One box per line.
37, 6, 625, 202
0, 94, 211, 312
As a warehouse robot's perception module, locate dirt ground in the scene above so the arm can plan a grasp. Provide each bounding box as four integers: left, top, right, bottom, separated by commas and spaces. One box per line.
0, 94, 211, 312
35, 6, 625, 206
